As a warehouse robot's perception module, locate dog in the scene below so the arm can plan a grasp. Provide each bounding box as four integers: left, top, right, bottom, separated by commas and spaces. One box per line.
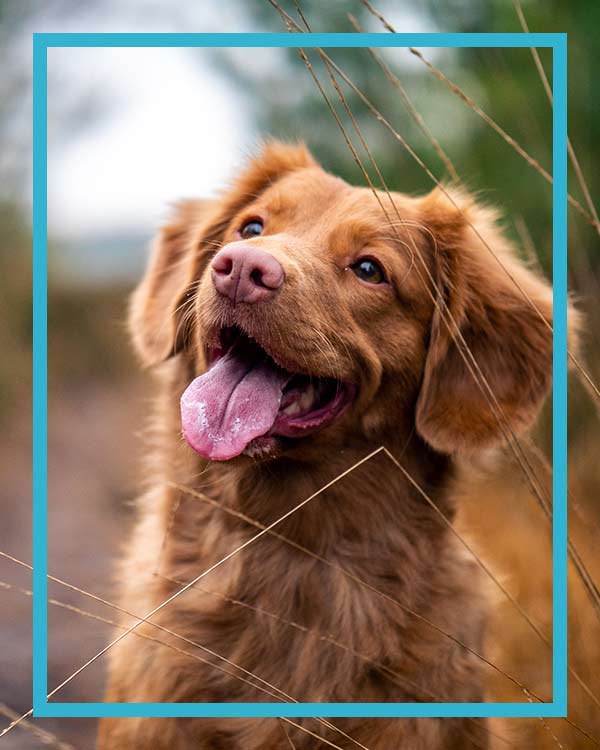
97, 141, 558, 749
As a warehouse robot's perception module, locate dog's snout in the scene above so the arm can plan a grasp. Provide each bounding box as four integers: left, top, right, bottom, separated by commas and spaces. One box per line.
211, 243, 284, 304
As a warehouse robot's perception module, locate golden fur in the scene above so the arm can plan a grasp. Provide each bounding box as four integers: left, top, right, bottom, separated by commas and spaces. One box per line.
98, 141, 558, 749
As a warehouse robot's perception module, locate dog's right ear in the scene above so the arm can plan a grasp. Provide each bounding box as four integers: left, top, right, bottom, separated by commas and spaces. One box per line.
414, 188, 561, 454
128, 199, 213, 366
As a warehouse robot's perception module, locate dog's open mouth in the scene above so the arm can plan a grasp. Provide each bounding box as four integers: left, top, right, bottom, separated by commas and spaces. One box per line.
180, 327, 354, 461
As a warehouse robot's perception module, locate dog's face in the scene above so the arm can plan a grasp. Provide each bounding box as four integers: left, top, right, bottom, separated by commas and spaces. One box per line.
130, 141, 558, 463
183, 165, 435, 461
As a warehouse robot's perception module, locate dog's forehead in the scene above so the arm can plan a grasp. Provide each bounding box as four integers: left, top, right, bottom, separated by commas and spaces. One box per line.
268, 167, 418, 216
261, 170, 420, 237
261, 167, 350, 216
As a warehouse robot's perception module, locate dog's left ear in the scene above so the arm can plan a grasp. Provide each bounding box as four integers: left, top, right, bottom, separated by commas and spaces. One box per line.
415, 189, 574, 454
129, 199, 215, 366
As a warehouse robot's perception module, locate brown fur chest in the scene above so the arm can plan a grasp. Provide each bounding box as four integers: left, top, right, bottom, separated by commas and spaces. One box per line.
147, 475, 485, 709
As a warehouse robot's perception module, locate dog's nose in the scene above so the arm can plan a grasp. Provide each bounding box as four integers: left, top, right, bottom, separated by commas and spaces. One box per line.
211, 243, 284, 304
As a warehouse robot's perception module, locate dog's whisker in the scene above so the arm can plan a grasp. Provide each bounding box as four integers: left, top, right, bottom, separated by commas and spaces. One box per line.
308, 325, 344, 380
149, 282, 198, 352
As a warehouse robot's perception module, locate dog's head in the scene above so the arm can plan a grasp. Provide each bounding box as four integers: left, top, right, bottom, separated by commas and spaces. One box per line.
130, 141, 561, 462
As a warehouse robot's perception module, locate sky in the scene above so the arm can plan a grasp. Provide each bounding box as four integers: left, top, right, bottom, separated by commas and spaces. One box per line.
47, 46, 250, 237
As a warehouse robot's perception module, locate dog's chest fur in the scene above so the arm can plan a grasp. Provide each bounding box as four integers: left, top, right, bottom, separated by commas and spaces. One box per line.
99, 444, 489, 749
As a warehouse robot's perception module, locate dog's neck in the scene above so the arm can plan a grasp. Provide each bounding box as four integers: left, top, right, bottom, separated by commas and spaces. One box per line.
219, 439, 452, 549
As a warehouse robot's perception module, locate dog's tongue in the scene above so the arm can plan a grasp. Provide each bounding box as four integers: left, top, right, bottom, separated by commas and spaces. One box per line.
180, 344, 289, 461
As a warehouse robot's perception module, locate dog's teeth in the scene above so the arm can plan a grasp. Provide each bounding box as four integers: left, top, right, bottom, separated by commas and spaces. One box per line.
282, 401, 302, 416
282, 384, 317, 416
298, 384, 316, 411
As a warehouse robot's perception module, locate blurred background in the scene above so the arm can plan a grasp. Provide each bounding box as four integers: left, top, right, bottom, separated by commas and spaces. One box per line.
1, 0, 599, 747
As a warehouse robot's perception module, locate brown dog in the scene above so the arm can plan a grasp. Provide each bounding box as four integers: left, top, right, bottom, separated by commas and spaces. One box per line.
98, 141, 556, 749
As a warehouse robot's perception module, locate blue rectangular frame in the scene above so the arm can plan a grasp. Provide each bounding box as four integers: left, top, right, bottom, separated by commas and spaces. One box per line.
33, 31, 568, 719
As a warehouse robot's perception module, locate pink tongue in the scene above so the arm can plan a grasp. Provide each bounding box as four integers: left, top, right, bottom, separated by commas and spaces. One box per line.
180, 347, 289, 461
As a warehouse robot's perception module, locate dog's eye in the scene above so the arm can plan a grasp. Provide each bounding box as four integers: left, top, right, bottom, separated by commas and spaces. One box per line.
240, 219, 264, 239
351, 258, 386, 285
